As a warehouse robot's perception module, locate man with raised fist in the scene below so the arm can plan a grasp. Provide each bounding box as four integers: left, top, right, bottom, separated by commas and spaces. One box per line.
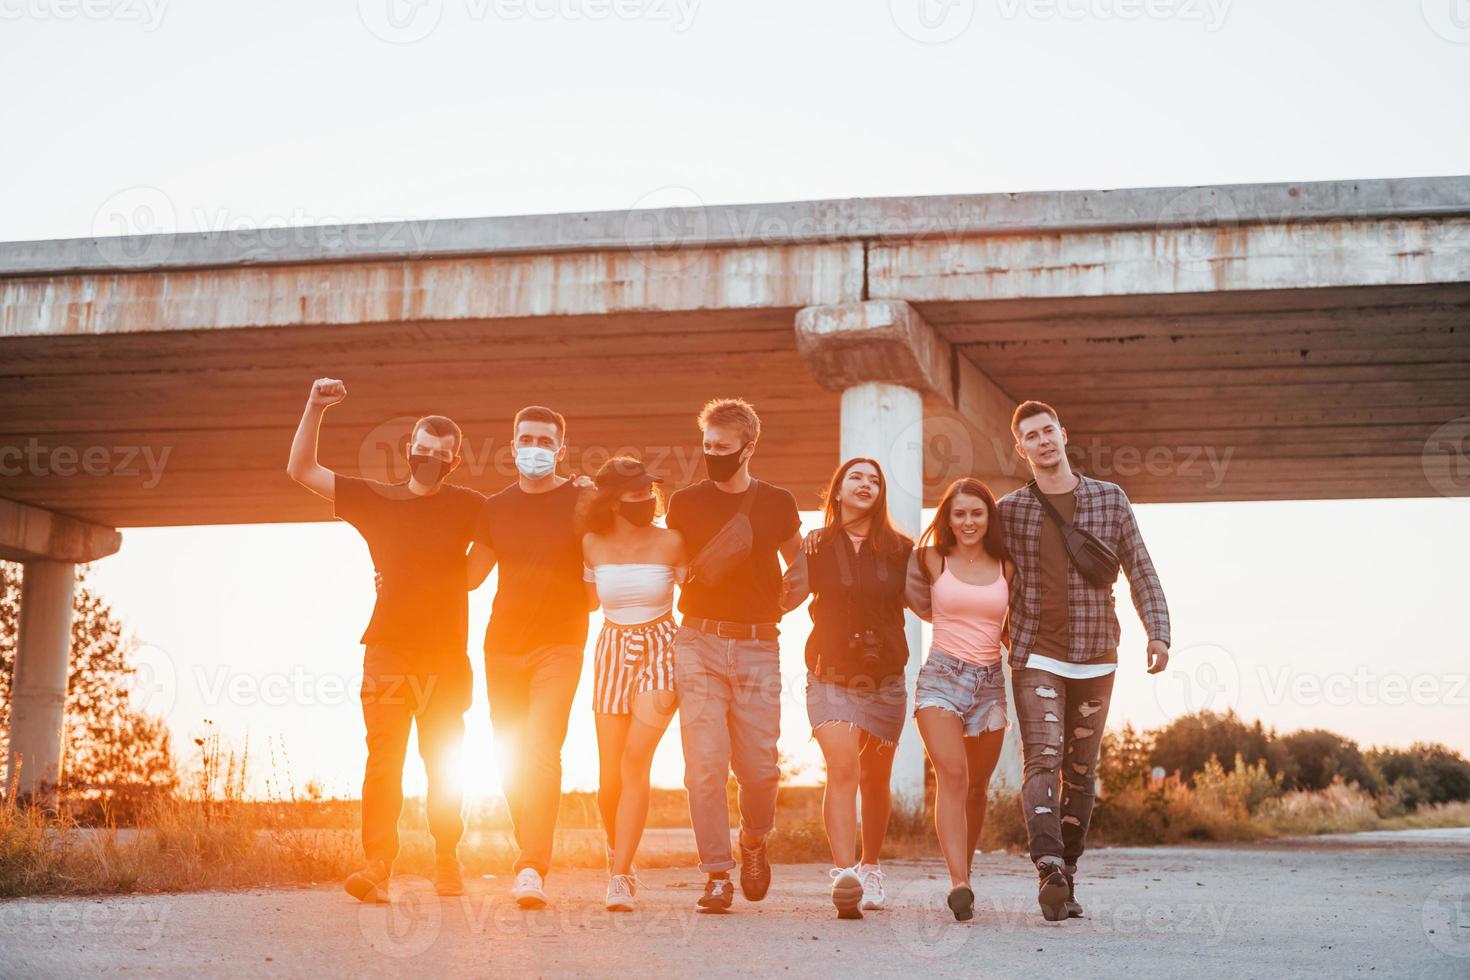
286, 378, 485, 904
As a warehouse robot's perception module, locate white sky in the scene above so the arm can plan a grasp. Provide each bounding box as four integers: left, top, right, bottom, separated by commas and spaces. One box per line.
4, 0, 1469, 797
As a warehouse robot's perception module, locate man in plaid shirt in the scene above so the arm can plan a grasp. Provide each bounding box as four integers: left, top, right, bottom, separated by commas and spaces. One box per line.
997, 400, 1171, 922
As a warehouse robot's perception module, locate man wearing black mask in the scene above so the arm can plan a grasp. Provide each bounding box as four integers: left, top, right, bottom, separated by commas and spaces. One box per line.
666, 397, 804, 913
287, 378, 485, 904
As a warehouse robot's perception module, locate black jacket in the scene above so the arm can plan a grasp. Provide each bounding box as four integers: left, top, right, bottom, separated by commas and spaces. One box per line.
782, 532, 913, 687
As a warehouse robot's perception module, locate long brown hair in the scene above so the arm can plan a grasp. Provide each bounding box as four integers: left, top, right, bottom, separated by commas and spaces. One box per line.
917, 477, 1010, 562
817, 457, 911, 556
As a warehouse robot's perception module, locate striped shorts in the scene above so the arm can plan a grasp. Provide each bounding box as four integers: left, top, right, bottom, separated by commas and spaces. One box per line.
592, 615, 678, 715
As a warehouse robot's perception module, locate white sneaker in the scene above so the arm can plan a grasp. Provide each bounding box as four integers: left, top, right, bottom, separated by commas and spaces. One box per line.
512, 868, 548, 909
830, 867, 864, 919
606, 873, 637, 912
859, 864, 886, 910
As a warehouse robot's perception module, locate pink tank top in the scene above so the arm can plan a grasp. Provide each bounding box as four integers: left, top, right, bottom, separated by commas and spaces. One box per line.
929, 562, 1009, 666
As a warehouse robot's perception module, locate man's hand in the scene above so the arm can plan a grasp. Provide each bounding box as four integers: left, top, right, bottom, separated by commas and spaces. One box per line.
308, 378, 347, 408
801, 529, 822, 556
1146, 639, 1169, 674
571, 474, 596, 490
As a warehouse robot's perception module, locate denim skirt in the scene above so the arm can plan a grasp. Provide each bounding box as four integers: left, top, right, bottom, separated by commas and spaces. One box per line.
807, 672, 908, 746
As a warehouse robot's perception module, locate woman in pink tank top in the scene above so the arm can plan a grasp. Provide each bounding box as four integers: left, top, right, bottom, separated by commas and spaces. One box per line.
905, 477, 1015, 921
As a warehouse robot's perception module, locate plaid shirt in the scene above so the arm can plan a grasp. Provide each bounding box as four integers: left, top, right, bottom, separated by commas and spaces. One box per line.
998, 475, 1170, 668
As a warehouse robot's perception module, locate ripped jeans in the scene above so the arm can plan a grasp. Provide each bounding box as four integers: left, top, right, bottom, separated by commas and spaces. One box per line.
1011, 666, 1115, 868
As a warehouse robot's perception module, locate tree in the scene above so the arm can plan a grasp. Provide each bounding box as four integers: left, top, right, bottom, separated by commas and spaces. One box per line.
1149, 709, 1295, 785
1099, 723, 1155, 791
1369, 743, 1470, 809
1280, 729, 1377, 793
0, 561, 177, 812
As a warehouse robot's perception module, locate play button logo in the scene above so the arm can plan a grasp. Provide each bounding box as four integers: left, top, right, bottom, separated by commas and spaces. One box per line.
1422, 0, 1470, 42
890, 0, 976, 44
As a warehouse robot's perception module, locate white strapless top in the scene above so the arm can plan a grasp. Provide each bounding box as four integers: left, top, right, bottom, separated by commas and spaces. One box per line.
583, 563, 686, 626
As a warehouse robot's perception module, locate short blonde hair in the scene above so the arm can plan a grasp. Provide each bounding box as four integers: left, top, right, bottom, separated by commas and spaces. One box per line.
697, 397, 761, 444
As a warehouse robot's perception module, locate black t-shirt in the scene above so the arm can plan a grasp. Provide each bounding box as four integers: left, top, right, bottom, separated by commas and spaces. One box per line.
666, 479, 801, 624
475, 480, 590, 657
334, 477, 485, 657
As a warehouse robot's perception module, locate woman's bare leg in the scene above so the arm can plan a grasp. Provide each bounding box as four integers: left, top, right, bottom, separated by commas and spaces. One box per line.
594, 713, 631, 853
610, 690, 677, 877
916, 707, 971, 889
856, 732, 896, 866
813, 722, 863, 868
963, 729, 1006, 875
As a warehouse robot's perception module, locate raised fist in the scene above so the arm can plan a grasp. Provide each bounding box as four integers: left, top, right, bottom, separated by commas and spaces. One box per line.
309, 378, 347, 408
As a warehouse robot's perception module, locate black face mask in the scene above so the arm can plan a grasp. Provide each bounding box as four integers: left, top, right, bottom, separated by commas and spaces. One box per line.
618, 497, 657, 527
703, 444, 748, 483
409, 453, 450, 488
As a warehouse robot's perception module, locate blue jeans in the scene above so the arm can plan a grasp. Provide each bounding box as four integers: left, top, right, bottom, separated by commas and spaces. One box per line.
673, 626, 783, 874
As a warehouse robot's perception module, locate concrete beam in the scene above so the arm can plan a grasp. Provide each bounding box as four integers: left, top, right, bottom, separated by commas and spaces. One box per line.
795, 301, 1027, 499
8, 559, 74, 802
871, 214, 1470, 305
2, 175, 1464, 276
0, 498, 122, 563
2, 242, 864, 339
795, 300, 954, 401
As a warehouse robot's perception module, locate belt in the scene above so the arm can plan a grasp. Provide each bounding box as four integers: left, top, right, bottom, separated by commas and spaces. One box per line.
683, 617, 780, 641
604, 612, 676, 631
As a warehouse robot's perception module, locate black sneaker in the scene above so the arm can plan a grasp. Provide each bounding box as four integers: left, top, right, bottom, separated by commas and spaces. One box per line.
1037, 861, 1069, 922
946, 884, 975, 922
697, 875, 735, 914
739, 837, 771, 902
433, 858, 465, 897
1063, 865, 1083, 918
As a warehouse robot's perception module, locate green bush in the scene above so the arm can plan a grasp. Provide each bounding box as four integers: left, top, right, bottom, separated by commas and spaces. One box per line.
1369, 743, 1470, 809
1281, 729, 1378, 793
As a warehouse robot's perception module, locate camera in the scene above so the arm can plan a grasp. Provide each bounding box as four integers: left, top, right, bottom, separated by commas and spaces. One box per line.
849, 628, 884, 668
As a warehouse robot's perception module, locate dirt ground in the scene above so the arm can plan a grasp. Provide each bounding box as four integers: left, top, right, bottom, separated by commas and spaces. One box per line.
3, 828, 1467, 978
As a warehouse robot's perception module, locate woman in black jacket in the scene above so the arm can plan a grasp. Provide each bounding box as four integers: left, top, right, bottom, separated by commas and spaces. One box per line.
781, 457, 913, 920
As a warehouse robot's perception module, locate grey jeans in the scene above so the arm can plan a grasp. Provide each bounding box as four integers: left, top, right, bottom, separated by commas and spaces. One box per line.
673, 626, 783, 874
1012, 665, 1116, 869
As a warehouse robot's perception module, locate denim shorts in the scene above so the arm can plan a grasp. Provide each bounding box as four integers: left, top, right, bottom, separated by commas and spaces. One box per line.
913, 648, 1009, 737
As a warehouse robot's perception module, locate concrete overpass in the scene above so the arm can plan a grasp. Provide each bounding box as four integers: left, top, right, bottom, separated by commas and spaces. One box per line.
3, 175, 1468, 802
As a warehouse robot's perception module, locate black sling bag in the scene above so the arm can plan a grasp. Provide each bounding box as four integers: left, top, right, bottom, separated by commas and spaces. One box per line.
1028, 482, 1121, 588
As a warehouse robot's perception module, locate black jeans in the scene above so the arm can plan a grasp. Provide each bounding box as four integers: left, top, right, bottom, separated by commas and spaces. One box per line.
360, 646, 472, 868
1011, 665, 1115, 869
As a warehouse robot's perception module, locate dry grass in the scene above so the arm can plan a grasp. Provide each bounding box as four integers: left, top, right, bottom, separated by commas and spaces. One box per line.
5, 763, 1469, 897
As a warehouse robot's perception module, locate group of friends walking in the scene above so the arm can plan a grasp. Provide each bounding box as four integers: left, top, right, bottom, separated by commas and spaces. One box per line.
287, 380, 1171, 924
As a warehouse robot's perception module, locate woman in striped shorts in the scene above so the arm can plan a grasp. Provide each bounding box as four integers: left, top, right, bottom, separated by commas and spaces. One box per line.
579, 456, 686, 913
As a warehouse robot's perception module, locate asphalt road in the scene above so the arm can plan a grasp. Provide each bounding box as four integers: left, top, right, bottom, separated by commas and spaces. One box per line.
3, 829, 1467, 978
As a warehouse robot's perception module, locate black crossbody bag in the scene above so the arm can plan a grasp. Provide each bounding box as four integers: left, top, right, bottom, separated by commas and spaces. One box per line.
688, 480, 761, 586
1028, 482, 1121, 587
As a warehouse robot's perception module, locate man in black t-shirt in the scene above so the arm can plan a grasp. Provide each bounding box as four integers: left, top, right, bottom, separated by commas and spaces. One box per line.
666, 397, 803, 913
286, 378, 484, 905
466, 405, 592, 909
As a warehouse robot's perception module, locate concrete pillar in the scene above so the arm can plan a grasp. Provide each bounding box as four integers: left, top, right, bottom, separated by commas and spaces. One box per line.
839, 382, 927, 808
9, 560, 75, 802
797, 300, 1030, 813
